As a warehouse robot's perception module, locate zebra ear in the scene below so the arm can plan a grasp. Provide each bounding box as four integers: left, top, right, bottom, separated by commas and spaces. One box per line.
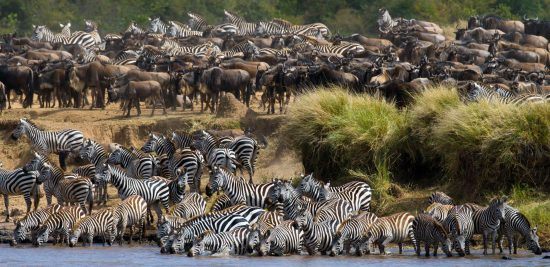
59, 23, 64, 28
67, 22, 71, 27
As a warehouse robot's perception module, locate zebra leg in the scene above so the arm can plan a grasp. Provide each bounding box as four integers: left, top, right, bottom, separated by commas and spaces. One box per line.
23, 193, 32, 216
129, 226, 134, 244
491, 231, 497, 255
433, 242, 438, 256
425, 242, 430, 257
3, 194, 9, 222
415, 240, 421, 256
398, 242, 403, 254
482, 232, 488, 255
465, 240, 471, 255
88, 234, 94, 246
32, 182, 40, 211
497, 233, 504, 254
512, 235, 518, 254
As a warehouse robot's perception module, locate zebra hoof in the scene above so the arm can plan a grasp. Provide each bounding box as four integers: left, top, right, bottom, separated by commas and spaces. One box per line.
501, 256, 512, 260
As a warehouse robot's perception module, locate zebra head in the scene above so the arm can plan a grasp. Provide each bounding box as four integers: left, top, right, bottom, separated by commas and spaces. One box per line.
106, 148, 124, 165
527, 227, 542, 255
32, 25, 47, 41
37, 162, 54, 184
141, 133, 160, 153
171, 131, 193, 149
293, 210, 313, 230
318, 181, 331, 201
33, 224, 51, 247
68, 227, 82, 247
169, 229, 192, 254
11, 118, 31, 140
11, 219, 27, 246
157, 216, 173, 248
329, 229, 345, 257
149, 17, 164, 33
23, 151, 47, 172
160, 232, 176, 254
258, 232, 271, 256
247, 228, 263, 254
84, 20, 97, 32
79, 139, 94, 161
207, 166, 225, 196
188, 235, 207, 257
268, 179, 284, 205
176, 169, 188, 191
489, 196, 508, 221
454, 235, 467, 257
278, 180, 298, 203
297, 173, 315, 196
97, 164, 112, 183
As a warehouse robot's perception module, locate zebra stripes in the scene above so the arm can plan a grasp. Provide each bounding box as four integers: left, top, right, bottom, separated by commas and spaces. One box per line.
425, 202, 453, 224
211, 193, 233, 212
32, 23, 71, 44
172, 192, 206, 219
224, 136, 260, 183
330, 212, 378, 256
443, 205, 475, 256
69, 208, 116, 247
428, 191, 453, 205
84, 20, 102, 45
107, 146, 155, 179
12, 204, 62, 245
160, 148, 204, 193
224, 10, 257, 36
171, 131, 193, 150
0, 166, 40, 222
11, 118, 84, 170
142, 133, 176, 158
158, 215, 188, 249
498, 205, 542, 255
412, 213, 452, 257
168, 21, 202, 38
472, 197, 508, 255
465, 83, 548, 104
319, 181, 371, 212
364, 212, 417, 255
161, 41, 218, 57
194, 131, 238, 172
149, 17, 170, 34
295, 210, 338, 255
260, 220, 303, 256
34, 206, 86, 247
312, 42, 365, 57
150, 174, 187, 206
189, 227, 251, 256
113, 195, 147, 245
79, 139, 109, 205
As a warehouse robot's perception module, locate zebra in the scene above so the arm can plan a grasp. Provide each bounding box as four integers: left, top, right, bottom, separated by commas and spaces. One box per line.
319, 181, 372, 212
158, 215, 188, 250
141, 133, 176, 158
295, 210, 338, 255
189, 227, 251, 256
472, 197, 508, 255
311, 42, 365, 57
193, 130, 238, 172
443, 205, 475, 256
98, 165, 169, 223
298, 173, 367, 202
259, 220, 304, 256
32, 23, 71, 44
113, 195, 147, 245
107, 146, 155, 179
497, 205, 542, 255
363, 212, 417, 255
377, 8, 396, 33
84, 20, 102, 46
251, 210, 285, 235
428, 191, 453, 205
79, 139, 109, 204
187, 12, 210, 31
223, 10, 257, 36
150, 172, 187, 206
208, 167, 280, 211
37, 162, 94, 214
412, 213, 452, 257
71, 164, 96, 179
0, 166, 40, 222
210, 193, 233, 212
11, 118, 84, 170
11, 204, 62, 246
159, 148, 204, 193
111, 50, 139, 65
255, 21, 287, 36
330, 212, 379, 256
168, 21, 202, 38
149, 17, 170, 34
272, 179, 353, 223
162, 41, 218, 57
270, 18, 331, 37
171, 131, 194, 150
465, 83, 546, 104
34, 206, 86, 247
69, 207, 116, 247
124, 21, 146, 35
170, 213, 250, 254
425, 202, 454, 224
226, 40, 260, 58
67, 30, 97, 50
172, 192, 206, 219
223, 135, 260, 183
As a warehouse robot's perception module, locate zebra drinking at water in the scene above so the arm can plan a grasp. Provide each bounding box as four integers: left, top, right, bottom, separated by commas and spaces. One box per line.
11, 204, 62, 246
113, 195, 148, 245
69, 207, 116, 247
497, 205, 542, 255
443, 205, 475, 256
412, 213, 452, 257
472, 196, 508, 255
79, 139, 109, 205
363, 212, 417, 255
330, 212, 379, 256
34, 206, 86, 247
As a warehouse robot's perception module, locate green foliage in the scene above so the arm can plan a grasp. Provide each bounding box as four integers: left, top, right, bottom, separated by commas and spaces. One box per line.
1, 0, 548, 36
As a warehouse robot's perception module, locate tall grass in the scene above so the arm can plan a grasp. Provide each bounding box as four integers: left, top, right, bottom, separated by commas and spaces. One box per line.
283, 85, 550, 199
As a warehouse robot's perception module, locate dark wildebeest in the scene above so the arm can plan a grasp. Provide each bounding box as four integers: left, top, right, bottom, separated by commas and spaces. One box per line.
0, 65, 34, 108
0, 81, 6, 113
108, 79, 166, 117
200, 67, 251, 113
522, 17, 550, 40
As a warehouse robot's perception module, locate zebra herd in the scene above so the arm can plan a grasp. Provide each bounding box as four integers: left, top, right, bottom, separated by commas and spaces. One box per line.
1, 118, 543, 258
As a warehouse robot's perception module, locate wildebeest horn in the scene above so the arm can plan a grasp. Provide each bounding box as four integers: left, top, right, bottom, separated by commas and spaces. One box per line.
523, 14, 527, 20
535, 16, 538, 20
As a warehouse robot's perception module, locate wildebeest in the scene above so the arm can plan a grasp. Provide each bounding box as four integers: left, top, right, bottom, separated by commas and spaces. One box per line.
0, 65, 35, 108
522, 17, 550, 39
200, 67, 252, 112
0, 81, 6, 113
108, 79, 166, 117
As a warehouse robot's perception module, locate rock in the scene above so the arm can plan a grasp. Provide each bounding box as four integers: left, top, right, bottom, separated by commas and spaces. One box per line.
216, 93, 256, 119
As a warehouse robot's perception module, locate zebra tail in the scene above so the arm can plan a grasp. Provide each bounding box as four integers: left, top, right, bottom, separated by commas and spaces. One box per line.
31, 181, 40, 210
87, 182, 94, 214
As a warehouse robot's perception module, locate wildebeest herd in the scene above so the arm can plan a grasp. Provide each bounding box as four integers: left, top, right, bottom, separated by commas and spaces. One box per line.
0, 8, 547, 258
1, 117, 543, 258
0, 9, 548, 116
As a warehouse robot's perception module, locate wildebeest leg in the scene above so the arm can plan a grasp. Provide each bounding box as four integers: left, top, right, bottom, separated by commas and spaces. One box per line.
135, 98, 141, 116
150, 96, 156, 116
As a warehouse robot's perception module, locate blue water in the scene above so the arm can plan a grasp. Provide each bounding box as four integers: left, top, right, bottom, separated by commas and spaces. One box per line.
0, 245, 547, 267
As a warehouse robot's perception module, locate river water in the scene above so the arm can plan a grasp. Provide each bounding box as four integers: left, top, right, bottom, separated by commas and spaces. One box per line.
0, 245, 547, 266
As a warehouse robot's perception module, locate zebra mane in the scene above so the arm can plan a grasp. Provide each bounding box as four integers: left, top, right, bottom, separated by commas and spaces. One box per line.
271, 18, 293, 28
21, 118, 43, 130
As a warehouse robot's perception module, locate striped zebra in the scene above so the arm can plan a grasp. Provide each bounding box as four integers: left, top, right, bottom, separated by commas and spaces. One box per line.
255, 21, 287, 36
223, 10, 257, 36
162, 41, 218, 57
472, 197, 508, 255
38, 162, 94, 214
0, 166, 40, 222
312, 42, 365, 57
193, 131, 238, 172
99, 165, 169, 222
172, 192, 206, 219
412, 213, 452, 257
107, 146, 155, 179
226, 40, 260, 58
465, 83, 547, 104
32, 23, 71, 44
364, 212, 417, 255
271, 18, 331, 37
84, 20, 102, 46
168, 21, 202, 38
425, 202, 454, 224
319, 181, 372, 212
71, 164, 96, 179
330, 212, 378, 256
111, 50, 139, 65
11, 118, 84, 170
377, 8, 397, 33
251, 210, 284, 235
259, 220, 304, 256
187, 12, 210, 31
149, 17, 169, 34
189, 227, 251, 256
171, 131, 193, 149
298, 173, 364, 202
428, 191, 453, 205
258, 47, 291, 58
272, 179, 352, 223
125, 21, 146, 35
113, 195, 147, 245
141, 133, 176, 158
295, 210, 339, 255
208, 167, 280, 211
150, 173, 187, 206
211, 193, 233, 212
158, 215, 188, 249
170, 213, 250, 254
34, 206, 86, 247
443, 205, 475, 256
159, 149, 204, 193
67, 30, 97, 50
497, 205, 542, 255
69, 208, 116, 247
223, 135, 260, 184
79, 139, 109, 204
11, 204, 62, 246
